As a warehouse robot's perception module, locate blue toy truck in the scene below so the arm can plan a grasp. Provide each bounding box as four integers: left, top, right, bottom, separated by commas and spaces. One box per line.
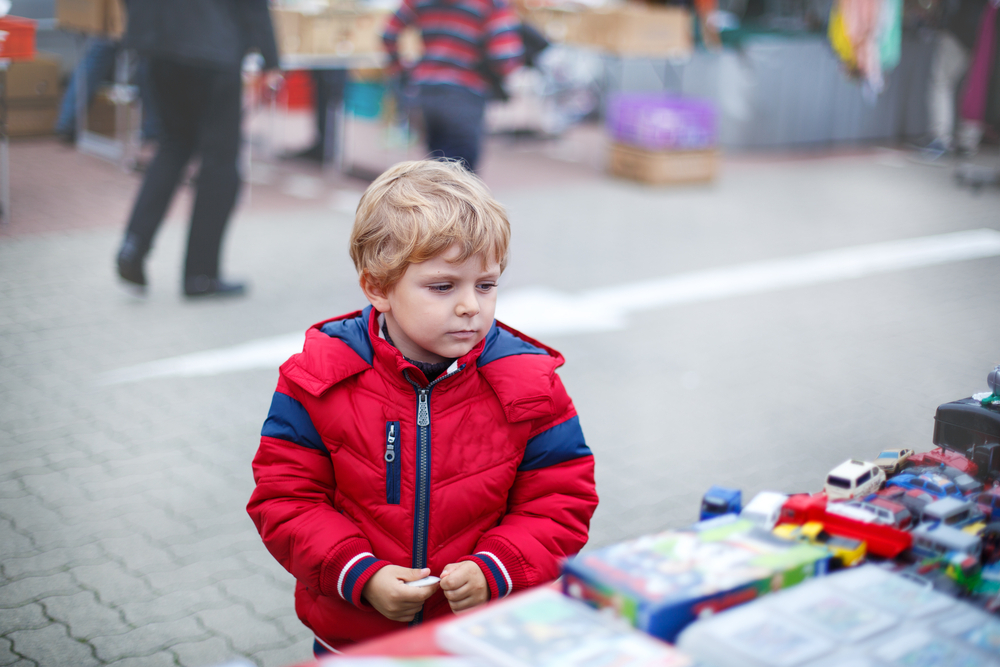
700, 486, 742, 521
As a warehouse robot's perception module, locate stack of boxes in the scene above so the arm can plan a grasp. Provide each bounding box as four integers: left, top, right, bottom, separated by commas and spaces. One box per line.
605, 93, 719, 185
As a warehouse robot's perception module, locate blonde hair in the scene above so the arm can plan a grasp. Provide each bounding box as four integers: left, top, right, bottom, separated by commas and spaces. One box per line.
350, 159, 511, 291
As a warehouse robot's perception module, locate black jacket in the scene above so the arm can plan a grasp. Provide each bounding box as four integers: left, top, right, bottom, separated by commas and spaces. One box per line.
124, 0, 279, 70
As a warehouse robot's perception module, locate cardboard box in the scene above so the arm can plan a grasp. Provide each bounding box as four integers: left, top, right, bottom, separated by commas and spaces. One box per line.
6, 53, 60, 101
56, 0, 125, 37
562, 517, 830, 642
7, 102, 59, 137
271, 7, 400, 56
577, 5, 693, 58
85, 85, 140, 137
523, 7, 586, 44
608, 142, 718, 185
3, 53, 61, 137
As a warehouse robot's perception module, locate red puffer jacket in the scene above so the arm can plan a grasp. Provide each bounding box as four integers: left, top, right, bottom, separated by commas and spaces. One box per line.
247, 307, 598, 648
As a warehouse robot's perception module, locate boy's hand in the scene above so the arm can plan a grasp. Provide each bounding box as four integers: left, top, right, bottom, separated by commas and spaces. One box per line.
440, 561, 489, 613
362, 566, 437, 622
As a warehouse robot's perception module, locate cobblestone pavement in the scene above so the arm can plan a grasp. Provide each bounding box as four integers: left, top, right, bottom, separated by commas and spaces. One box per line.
2, 126, 1000, 667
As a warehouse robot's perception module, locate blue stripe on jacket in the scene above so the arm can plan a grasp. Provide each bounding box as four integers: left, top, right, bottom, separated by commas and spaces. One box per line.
519, 415, 591, 471
478, 323, 548, 367
320, 306, 374, 366
473, 554, 509, 598
343, 555, 381, 603
261, 392, 325, 451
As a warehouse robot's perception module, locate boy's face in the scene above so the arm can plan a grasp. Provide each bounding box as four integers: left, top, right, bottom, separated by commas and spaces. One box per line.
364, 244, 501, 365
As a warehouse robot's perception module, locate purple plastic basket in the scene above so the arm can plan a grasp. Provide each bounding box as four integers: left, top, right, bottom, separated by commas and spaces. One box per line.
606, 93, 717, 151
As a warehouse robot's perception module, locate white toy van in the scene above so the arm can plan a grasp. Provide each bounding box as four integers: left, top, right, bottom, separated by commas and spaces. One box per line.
739, 491, 789, 530
824, 459, 886, 501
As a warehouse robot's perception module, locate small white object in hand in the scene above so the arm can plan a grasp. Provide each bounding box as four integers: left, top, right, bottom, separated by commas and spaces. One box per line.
405, 576, 441, 587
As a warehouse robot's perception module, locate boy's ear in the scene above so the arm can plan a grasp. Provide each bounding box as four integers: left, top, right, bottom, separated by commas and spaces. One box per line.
360, 273, 391, 313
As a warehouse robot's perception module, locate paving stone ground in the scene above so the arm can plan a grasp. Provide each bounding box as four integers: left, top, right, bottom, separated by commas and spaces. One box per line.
2, 121, 1000, 667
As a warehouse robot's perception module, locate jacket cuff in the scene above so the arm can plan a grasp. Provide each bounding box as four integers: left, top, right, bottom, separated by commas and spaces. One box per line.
460, 539, 525, 600
320, 538, 392, 608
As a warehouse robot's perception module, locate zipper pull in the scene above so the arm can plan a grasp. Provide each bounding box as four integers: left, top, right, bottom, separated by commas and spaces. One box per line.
385, 423, 396, 462
417, 390, 430, 427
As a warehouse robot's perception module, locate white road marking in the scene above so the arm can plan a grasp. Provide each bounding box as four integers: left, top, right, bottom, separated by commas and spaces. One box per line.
98, 229, 1000, 384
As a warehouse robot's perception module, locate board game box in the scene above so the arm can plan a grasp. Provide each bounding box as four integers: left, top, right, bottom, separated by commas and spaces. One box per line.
435, 587, 703, 667
561, 516, 831, 642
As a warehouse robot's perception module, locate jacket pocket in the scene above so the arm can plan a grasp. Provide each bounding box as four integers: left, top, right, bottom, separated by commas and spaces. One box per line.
384, 421, 400, 504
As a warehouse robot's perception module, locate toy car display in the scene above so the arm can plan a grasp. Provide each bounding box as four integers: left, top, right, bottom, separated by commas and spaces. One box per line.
873, 447, 914, 475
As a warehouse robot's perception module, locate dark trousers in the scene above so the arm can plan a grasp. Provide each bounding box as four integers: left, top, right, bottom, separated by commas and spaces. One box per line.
418, 84, 487, 171
311, 68, 348, 154
122, 58, 242, 280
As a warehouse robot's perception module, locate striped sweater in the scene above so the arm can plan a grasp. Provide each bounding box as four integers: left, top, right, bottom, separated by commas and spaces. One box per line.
383, 0, 524, 96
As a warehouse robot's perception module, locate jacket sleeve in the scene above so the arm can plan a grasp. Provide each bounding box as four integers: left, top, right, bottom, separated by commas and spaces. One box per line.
382, 0, 417, 76
484, 0, 525, 79
247, 376, 390, 608
240, 0, 280, 70
459, 372, 597, 599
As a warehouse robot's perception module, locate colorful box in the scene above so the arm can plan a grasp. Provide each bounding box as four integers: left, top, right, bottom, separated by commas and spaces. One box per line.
437, 587, 696, 667
606, 94, 716, 152
562, 517, 831, 643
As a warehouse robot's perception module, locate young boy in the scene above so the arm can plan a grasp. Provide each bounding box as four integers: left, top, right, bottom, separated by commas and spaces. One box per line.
247, 159, 598, 653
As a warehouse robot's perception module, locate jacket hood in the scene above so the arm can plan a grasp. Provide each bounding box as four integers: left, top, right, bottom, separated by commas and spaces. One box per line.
280, 306, 565, 399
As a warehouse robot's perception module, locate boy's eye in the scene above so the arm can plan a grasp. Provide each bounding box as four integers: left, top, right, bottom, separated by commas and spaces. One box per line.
429, 284, 452, 292
477, 282, 497, 291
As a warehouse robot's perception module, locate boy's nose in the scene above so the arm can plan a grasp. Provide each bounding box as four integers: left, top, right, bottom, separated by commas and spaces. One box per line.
455, 288, 479, 316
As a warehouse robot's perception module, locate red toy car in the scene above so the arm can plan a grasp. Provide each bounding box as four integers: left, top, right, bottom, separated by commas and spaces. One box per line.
908, 448, 979, 478
974, 487, 1000, 521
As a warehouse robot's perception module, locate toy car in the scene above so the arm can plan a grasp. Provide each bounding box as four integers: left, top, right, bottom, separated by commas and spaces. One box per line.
920, 497, 985, 528
826, 498, 913, 530
824, 459, 886, 501
871, 486, 935, 523
911, 521, 982, 561
885, 472, 965, 501
974, 488, 1000, 521
739, 491, 788, 530
908, 448, 979, 478
907, 464, 983, 495
773, 521, 866, 569
779, 493, 912, 559
873, 448, 915, 475
699, 486, 741, 521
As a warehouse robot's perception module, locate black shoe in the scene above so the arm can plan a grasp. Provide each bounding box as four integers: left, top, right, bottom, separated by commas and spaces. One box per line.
116, 236, 147, 293
184, 275, 247, 298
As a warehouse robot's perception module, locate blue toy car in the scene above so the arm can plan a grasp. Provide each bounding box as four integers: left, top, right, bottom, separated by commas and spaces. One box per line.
885, 472, 965, 501
700, 486, 742, 521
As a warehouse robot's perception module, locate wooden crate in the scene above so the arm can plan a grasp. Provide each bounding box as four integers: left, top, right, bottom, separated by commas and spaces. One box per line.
608, 142, 717, 185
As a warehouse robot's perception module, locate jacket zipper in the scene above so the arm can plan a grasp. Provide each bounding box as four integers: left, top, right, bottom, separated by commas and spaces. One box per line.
385, 421, 400, 504
404, 365, 462, 625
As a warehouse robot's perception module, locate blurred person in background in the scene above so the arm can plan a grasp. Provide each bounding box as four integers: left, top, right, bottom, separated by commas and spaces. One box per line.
286, 69, 349, 164
54, 36, 163, 148
382, 0, 524, 172
919, 0, 989, 159
115, 0, 279, 298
